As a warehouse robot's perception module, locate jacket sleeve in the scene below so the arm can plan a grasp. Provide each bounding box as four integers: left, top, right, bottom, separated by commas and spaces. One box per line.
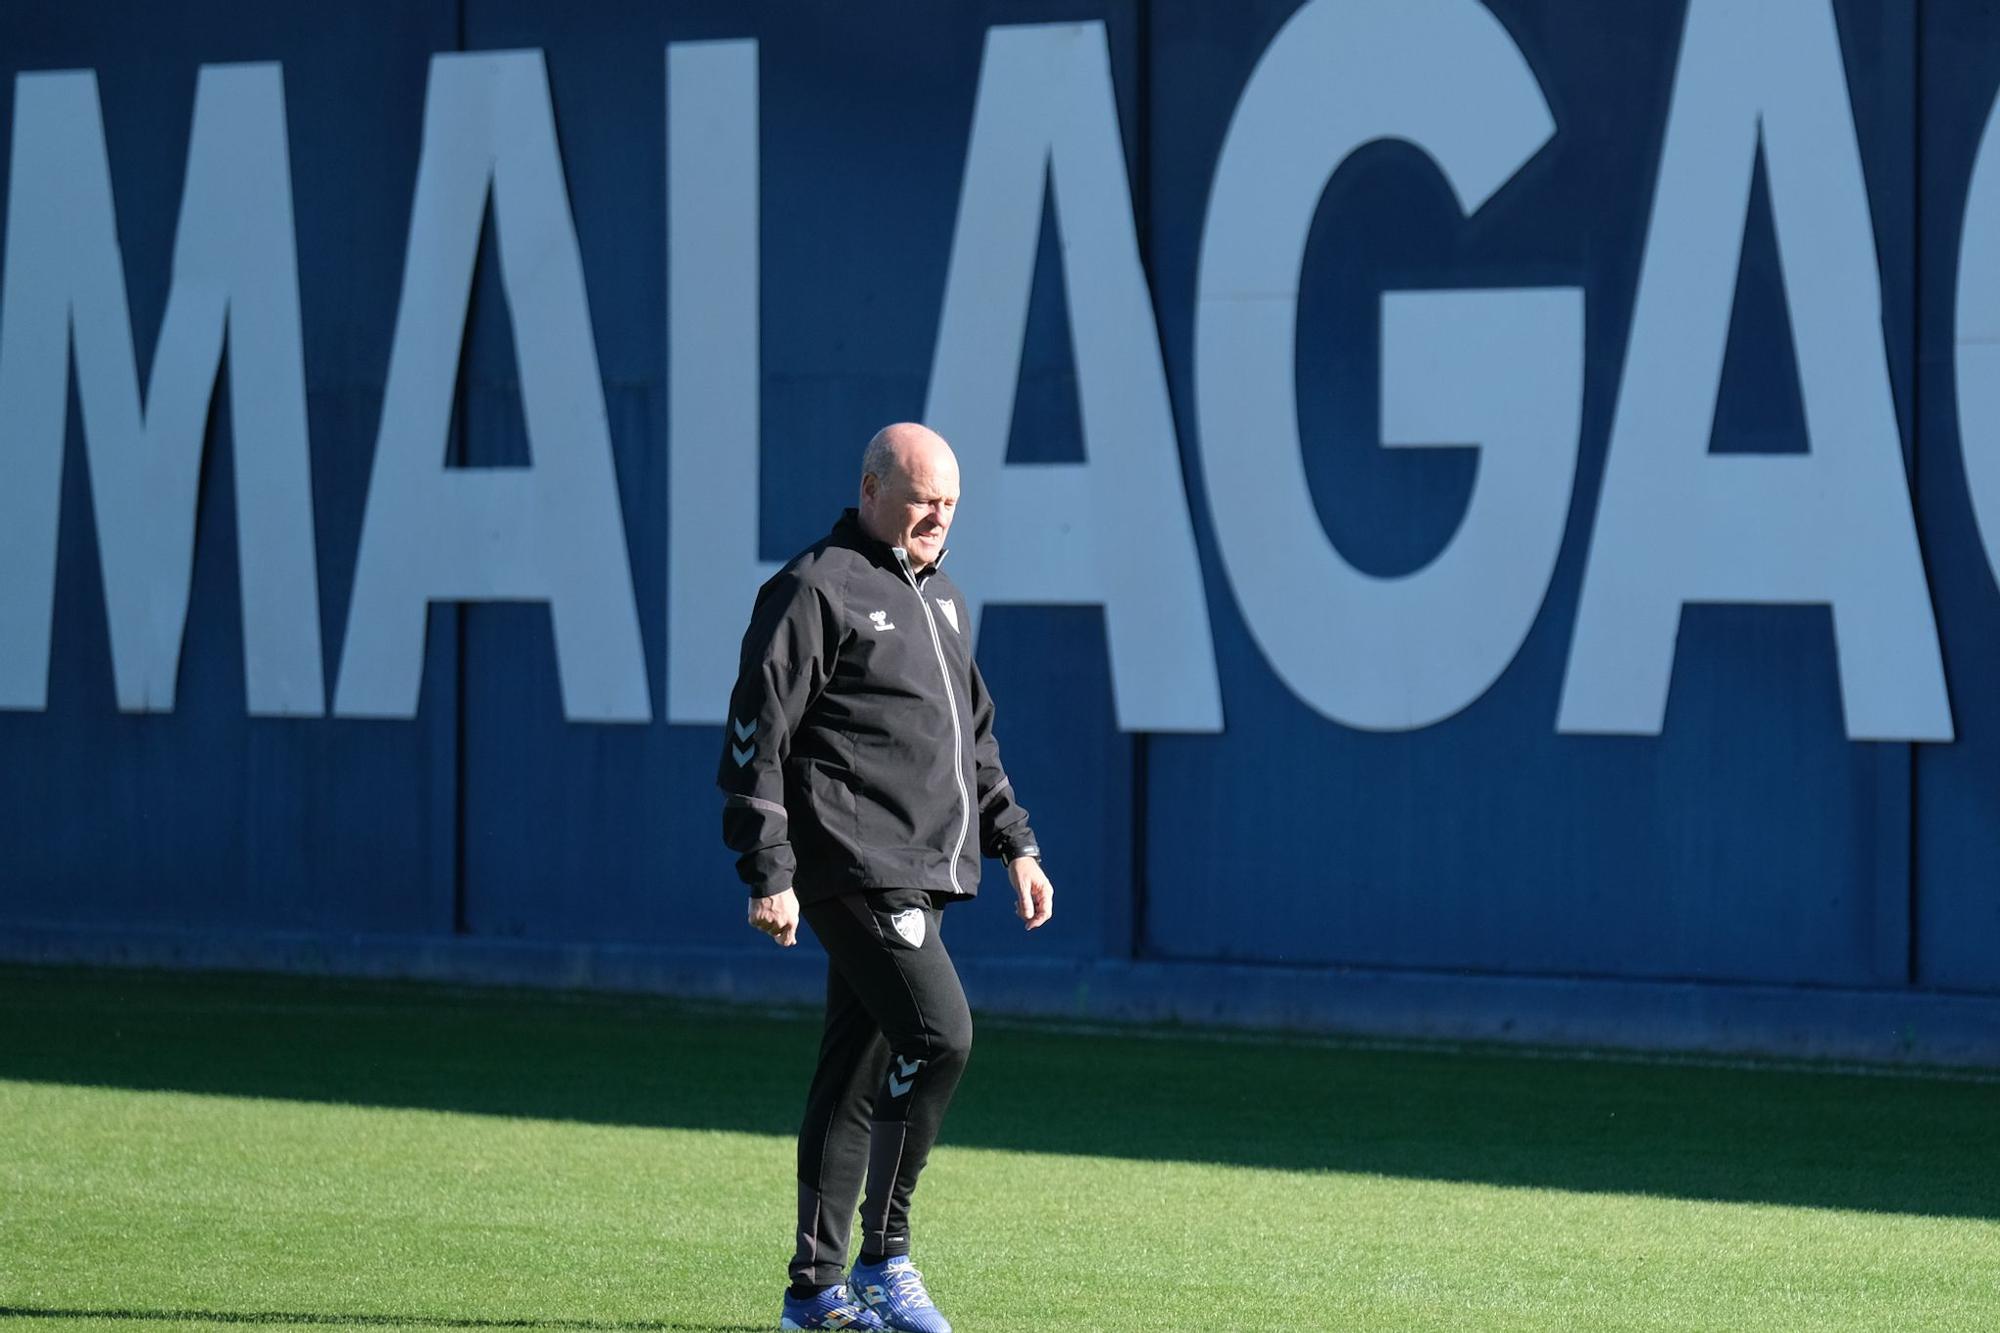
718, 570, 837, 897
968, 656, 1040, 863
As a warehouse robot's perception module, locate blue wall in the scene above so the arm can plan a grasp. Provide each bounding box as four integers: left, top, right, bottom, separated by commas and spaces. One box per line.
3, 0, 1999, 1049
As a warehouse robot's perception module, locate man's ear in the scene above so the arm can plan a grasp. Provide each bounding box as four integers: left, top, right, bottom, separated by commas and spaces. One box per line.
860, 472, 879, 502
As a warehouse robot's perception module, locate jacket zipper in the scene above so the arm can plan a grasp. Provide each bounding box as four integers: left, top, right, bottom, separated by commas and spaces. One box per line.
895, 548, 972, 893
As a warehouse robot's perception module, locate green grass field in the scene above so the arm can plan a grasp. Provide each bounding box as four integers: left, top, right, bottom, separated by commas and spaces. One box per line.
1, 965, 1996, 1332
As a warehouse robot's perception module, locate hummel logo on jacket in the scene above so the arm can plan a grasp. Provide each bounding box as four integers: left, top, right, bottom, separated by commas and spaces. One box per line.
718, 508, 1039, 903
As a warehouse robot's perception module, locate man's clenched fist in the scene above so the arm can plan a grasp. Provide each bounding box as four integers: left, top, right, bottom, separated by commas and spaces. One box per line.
749, 887, 801, 947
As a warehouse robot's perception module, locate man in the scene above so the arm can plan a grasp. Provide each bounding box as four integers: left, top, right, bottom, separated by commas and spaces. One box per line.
719, 422, 1055, 1333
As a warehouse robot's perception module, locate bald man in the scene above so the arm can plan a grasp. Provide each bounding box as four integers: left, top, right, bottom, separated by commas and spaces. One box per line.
719, 423, 1055, 1333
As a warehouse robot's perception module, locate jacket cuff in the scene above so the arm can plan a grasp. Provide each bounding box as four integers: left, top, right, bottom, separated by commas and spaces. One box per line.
739, 845, 796, 898
997, 827, 1041, 863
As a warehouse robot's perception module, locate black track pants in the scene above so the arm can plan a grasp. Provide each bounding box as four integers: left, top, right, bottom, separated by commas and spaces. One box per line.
790, 887, 972, 1290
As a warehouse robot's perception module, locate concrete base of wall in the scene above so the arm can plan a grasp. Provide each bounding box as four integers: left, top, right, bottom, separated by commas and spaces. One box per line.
3, 921, 1996, 1070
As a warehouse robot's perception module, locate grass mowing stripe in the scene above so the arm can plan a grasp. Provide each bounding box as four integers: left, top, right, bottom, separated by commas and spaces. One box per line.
971, 1014, 2000, 1086
2, 965, 1997, 1331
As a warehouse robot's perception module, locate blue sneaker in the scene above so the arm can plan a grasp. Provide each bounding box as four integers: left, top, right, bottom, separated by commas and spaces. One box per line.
780, 1282, 884, 1330
849, 1256, 951, 1333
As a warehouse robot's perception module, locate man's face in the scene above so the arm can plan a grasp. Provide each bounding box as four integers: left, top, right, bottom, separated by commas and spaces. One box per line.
862, 453, 959, 568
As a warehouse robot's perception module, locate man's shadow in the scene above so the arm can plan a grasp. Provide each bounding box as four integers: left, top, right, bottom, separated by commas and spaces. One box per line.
0, 1307, 766, 1332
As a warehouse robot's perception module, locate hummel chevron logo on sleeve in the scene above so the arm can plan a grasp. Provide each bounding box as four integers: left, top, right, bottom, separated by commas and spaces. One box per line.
731, 741, 755, 766
731, 717, 756, 741
730, 717, 756, 766
886, 1056, 924, 1097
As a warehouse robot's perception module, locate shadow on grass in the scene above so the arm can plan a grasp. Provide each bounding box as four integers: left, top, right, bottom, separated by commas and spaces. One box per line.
0, 1308, 762, 1331
2, 964, 1997, 1221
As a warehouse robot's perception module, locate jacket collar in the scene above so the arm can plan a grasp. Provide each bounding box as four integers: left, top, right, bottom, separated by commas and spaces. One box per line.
834, 507, 948, 578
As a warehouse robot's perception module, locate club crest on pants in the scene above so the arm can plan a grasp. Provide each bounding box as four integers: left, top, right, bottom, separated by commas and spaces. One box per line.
889, 907, 925, 948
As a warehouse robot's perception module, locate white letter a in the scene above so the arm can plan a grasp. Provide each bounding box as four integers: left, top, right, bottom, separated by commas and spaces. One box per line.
1560, 0, 1950, 741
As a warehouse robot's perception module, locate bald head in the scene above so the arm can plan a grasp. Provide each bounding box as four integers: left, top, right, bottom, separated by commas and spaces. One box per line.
858, 422, 960, 567
861, 423, 953, 489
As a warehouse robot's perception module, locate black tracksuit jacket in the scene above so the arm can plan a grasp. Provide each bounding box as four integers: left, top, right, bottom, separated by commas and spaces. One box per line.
718, 509, 1040, 904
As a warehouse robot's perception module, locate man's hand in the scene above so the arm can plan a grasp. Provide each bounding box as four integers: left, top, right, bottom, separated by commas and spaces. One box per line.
749, 887, 801, 947
1009, 856, 1053, 930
